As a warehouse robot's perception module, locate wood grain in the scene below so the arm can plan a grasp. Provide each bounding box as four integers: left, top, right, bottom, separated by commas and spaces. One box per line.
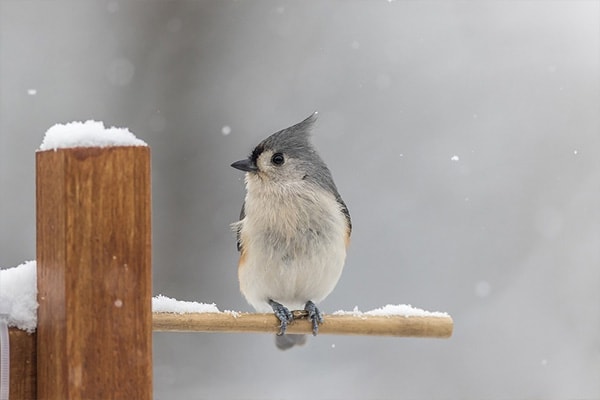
36, 146, 152, 400
8, 329, 36, 400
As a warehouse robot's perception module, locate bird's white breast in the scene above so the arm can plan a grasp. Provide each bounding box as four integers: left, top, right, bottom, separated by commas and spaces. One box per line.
237, 178, 348, 312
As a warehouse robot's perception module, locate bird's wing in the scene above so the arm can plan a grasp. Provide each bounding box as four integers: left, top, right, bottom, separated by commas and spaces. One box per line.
236, 201, 245, 252
336, 196, 352, 237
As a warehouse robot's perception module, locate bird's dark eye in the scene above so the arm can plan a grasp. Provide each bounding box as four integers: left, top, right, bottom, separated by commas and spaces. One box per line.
271, 153, 285, 166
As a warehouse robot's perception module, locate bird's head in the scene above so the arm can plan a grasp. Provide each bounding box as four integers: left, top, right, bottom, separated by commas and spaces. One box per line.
231, 112, 328, 187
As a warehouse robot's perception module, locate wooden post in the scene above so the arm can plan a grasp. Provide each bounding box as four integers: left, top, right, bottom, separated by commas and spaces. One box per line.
36, 146, 152, 399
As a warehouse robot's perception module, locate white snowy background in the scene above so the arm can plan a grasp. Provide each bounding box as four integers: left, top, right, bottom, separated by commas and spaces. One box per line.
1, 1, 599, 399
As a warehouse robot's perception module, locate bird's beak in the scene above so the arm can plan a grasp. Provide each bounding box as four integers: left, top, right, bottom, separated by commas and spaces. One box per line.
231, 158, 258, 172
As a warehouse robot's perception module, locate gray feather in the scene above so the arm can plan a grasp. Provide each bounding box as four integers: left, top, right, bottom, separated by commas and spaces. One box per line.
236, 202, 245, 252
275, 334, 307, 350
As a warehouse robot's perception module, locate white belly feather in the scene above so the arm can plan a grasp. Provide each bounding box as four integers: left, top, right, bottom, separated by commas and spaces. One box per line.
237, 183, 348, 313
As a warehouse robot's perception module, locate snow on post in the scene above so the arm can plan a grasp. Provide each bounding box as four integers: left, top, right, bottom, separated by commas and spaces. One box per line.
39, 120, 146, 151
0, 261, 38, 333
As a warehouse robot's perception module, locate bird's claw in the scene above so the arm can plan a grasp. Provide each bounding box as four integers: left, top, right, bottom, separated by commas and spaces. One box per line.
304, 301, 323, 336
269, 299, 294, 336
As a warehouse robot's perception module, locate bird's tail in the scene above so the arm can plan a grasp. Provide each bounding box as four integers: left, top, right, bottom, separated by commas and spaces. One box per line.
275, 334, 307, 350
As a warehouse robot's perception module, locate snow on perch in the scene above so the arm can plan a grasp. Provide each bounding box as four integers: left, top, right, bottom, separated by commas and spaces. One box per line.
152, 294, 220, 314
333, 304, 449, 318
39, 120, 147, 151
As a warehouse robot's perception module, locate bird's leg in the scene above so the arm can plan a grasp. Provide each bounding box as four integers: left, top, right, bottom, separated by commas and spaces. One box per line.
269, 299, 294, 336
304, 300, 323, 336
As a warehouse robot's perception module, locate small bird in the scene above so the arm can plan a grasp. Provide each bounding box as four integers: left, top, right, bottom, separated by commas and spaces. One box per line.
231, 113, 351, 350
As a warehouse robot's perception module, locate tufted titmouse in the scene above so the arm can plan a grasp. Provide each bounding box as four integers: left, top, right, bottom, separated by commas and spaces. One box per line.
231, 113, 351, 350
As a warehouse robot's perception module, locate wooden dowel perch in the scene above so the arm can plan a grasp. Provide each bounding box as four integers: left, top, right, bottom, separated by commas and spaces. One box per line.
153, 311, 453, 338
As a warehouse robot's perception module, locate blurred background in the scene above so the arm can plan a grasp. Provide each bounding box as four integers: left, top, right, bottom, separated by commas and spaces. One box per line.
1, 1, 599, 399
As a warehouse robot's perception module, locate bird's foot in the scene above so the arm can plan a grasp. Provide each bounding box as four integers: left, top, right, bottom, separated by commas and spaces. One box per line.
304, 301, 323, 336
269, 299, 294, 336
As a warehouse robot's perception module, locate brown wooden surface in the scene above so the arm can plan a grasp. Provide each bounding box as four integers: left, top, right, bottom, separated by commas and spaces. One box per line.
9, 329, 37, 400
153, 312, 454, 338
36, 146, 152, 400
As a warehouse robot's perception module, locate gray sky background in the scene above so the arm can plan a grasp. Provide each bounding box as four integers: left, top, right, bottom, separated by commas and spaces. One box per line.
1, 1, 599, 399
